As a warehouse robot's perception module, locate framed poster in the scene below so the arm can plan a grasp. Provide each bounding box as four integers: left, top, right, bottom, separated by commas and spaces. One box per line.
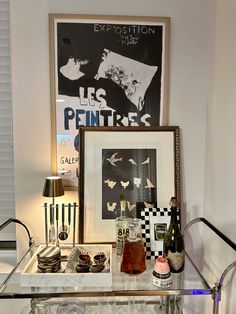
49, 14, 170, 189
79, 126, 180, 244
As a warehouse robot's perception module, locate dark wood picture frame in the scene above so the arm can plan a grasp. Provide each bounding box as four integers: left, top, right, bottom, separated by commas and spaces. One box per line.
78, 126, 180, 244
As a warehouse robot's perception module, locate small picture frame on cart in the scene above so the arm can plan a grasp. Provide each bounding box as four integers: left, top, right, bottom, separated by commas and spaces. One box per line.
141, 207, 179, 259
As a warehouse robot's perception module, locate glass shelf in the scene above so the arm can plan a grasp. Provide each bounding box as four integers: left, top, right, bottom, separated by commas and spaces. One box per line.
0, 245, 211, 299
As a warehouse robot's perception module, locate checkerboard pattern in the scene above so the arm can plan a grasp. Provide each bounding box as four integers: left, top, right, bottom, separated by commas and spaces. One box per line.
141, 207, 180, 259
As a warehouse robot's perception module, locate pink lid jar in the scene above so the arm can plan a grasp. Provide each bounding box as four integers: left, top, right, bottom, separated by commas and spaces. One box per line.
151, 256, 172, 288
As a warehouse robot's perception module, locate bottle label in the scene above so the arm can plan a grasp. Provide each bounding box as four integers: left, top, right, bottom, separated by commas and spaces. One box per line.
167, 250, 184, 271
116, 227, 129, 255
151, 274, 172, 288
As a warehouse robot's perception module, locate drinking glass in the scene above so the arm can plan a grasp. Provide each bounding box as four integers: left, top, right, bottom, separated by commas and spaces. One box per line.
20, 303, 51, 314
57, 301, 85, 314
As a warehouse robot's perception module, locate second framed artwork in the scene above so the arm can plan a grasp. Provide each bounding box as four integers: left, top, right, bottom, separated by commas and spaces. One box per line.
49, 14, 170, 189
79, 126, 180, 243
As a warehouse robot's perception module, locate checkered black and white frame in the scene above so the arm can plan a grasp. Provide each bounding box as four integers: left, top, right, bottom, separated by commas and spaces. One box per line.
141, 207, 180, 259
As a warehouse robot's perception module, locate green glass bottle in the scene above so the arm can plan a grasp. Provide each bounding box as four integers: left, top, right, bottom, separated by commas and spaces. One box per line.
163, 197, 185, 273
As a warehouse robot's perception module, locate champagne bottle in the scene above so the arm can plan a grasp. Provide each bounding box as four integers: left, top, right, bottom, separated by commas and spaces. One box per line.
163, 197, 185, 273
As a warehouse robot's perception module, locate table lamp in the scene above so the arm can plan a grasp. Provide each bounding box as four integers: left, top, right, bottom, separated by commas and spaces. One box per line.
42, 176, 64, 205
42, 176, 64, 246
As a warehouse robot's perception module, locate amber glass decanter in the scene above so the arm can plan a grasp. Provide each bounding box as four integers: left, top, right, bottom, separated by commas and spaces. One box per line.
120, 218, 146, 274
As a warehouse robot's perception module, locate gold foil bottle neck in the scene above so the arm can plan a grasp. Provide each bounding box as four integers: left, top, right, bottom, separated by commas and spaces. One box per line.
169, 197, 177, 208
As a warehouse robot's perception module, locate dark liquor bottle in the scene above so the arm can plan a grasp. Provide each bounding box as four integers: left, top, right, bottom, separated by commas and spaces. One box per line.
149, 187, 157, 204
163, 197, 185, 273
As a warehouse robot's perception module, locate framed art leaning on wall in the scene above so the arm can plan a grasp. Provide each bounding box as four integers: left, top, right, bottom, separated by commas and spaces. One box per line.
78, 126, 180, 244
49, 14, 170, 189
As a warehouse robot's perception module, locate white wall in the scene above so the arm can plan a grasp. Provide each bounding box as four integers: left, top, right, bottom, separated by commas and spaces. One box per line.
203, 0, 236, 313
204, 0, 236, 245
10, 0, 75, 254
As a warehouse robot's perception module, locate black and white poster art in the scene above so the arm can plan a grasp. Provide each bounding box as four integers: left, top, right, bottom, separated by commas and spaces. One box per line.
50, 15, 170, 188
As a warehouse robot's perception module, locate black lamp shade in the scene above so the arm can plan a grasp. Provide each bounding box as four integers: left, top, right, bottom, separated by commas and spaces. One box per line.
42, 176, 64, 198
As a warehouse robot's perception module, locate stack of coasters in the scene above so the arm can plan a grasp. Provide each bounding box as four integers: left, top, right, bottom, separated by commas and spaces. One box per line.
37, 246, 61, 273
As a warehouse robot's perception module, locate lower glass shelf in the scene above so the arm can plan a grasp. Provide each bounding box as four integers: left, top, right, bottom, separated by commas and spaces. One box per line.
20, 297, 183, 314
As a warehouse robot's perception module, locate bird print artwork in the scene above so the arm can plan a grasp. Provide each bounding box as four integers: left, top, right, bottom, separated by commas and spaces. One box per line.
106, 152, 123, 167
104, 179, 117, 189
102, 148, 157, 220
133, 177, 141, 188
145, 178, 155, 188
107, 202, 117, 212
127, 201, 136, 211
129, 158, 137, 165
121, 180, 130, 189
144, 201, 156, 209
141, 157, 150, 165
